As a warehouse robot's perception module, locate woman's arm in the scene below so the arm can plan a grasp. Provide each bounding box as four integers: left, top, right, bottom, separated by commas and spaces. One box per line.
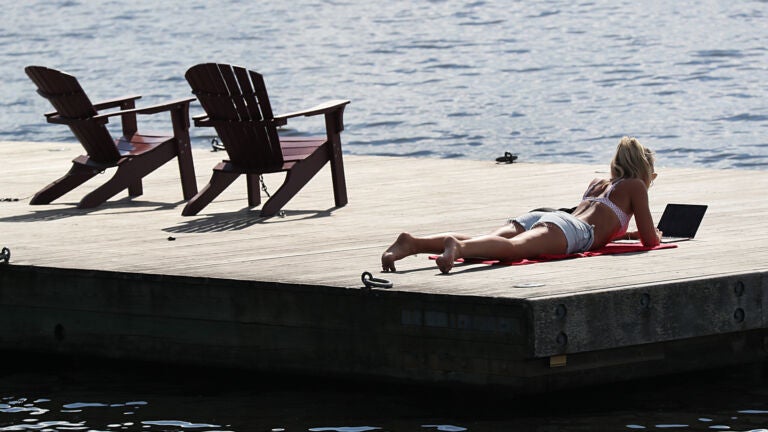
628, 179, 661, 247
612, 230, 638, 242
615, 229, 660, 242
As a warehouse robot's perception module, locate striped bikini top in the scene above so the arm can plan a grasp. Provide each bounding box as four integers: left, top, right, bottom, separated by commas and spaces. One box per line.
582, 179, 631, 235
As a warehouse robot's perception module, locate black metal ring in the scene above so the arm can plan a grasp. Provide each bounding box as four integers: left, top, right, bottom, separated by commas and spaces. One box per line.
0, 247, 10, 264
495, 151, 518, 164
361, 271, 392, 289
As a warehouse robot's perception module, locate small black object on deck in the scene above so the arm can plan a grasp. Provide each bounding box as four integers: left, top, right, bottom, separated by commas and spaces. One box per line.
496, 152, 518, 164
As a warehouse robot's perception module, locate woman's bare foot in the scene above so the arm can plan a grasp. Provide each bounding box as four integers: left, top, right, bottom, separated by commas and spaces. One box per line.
381, 232, 417, 272
435, 236, 462, 274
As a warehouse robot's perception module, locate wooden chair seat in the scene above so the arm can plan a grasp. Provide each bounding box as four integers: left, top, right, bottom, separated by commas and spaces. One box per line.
116, 133, 172, 155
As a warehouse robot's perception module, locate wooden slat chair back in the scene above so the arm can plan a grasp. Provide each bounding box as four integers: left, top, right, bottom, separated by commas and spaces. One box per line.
24, 65, 198, 208
186, 63, 283, 170
25, 66, 119, 163
182, 63, 350, 217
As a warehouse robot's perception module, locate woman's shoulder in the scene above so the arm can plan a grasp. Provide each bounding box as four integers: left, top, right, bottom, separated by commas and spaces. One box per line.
617, 177, 647, 187
583, 178, 607, 196
614, 177, 648, 195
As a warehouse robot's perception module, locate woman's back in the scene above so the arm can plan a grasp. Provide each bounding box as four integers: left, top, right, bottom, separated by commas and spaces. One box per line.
573, 178, 643, 248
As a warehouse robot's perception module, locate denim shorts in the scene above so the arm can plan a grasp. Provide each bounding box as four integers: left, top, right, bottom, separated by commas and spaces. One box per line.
510, 211, 595, 254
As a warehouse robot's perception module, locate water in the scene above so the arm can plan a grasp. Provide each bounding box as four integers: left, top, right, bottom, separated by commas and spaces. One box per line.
2, 1, 768, 430
2, 357, 768, 432
1, 1, 767, 169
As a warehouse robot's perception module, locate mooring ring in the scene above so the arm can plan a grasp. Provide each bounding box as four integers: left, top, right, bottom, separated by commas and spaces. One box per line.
0, 247, 10, 264
361, 271, 393, 289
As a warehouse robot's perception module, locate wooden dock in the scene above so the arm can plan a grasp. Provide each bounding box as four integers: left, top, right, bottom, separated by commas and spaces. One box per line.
1, 141, 766, 392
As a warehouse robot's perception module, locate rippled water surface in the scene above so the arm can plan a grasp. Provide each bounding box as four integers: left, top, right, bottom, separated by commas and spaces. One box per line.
2, 359, 768, 431
1, 0, 767, 169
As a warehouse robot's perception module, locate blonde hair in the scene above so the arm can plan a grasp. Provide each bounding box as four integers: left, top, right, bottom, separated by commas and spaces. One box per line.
611, 136, 655, 182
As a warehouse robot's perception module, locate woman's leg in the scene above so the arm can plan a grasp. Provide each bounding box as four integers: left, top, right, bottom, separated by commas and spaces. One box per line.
435, 224, 568, 273
489, 221, 525, 238
381, 221, 526, 272
381, 232, 473, 272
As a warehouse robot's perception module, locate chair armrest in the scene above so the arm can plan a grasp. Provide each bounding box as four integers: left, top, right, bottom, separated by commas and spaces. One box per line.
274, 99, 350, 122
42, 94, 144, 118
193, 116, 278, 131
93, 97, 195, 120
92, 95, 143, 111
192, 114, 209, 124
44, 114, 109, 126
192, 114, 217, 128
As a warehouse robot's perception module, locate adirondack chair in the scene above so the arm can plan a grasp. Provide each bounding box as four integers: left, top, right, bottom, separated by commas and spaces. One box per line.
182, 63, 349, 217
24, 66, 198, 208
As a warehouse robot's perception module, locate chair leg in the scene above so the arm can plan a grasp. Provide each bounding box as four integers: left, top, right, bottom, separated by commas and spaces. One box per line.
128, 179, 143, 197
260, 147, 328, 217
169, 101, 198, 200
29, 163, 99, 205
181, 169, 240, 216
246, 174, 262, 207
78, 147, 175, 209
324, 111, 349, 208
175, 140, 198, 200
327, 135, 348, 208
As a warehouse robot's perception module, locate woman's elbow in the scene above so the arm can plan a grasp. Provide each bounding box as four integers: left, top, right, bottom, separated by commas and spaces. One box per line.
640, 231, 661, 247
641, 237, 660, 248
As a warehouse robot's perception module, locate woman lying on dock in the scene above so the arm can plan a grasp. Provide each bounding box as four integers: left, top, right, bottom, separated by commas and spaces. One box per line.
381, 136, 663, 273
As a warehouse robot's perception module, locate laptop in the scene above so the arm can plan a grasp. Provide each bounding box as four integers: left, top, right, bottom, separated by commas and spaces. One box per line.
615, 203, 708, 243
656, 203, 708, 242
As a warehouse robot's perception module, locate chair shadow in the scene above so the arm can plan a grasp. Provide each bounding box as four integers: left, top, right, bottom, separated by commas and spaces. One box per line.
164, 207, 338, 233
0, 198, 184, 222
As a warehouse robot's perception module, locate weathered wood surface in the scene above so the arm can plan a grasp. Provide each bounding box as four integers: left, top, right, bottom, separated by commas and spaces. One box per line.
2, 141, 765, 296
1, 141, 766, 388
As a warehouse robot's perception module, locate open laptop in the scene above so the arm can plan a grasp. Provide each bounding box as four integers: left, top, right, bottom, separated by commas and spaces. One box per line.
615, 203, 708, 243
656, 203, 708, 242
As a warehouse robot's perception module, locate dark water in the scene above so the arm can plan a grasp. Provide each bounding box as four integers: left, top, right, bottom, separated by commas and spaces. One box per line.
2, 357, 768, 432
1, 1, 767, 169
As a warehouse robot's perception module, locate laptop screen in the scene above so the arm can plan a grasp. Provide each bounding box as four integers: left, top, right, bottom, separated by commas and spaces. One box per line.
657, 204, 708, 238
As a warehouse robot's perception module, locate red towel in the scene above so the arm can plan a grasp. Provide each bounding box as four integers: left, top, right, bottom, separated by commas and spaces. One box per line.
429, 242, 677, 266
